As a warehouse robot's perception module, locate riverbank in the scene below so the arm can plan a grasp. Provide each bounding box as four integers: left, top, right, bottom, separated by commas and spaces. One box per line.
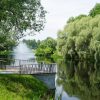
0, 75, 54, 100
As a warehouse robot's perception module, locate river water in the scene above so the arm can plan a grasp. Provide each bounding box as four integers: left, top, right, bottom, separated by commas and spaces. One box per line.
11, 42, 100, 100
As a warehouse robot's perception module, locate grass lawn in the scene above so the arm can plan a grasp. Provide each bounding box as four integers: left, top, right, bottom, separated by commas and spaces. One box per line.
0, 74, 54, 100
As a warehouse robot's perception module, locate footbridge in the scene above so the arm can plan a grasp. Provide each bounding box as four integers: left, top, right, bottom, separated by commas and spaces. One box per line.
0, 59, 57, 74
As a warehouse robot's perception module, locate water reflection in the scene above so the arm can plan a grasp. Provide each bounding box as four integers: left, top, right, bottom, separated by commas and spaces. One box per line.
56, 60, 100, 100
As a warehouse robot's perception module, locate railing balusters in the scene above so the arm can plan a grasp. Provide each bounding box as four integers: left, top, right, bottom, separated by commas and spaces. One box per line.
0, 59, 57, 74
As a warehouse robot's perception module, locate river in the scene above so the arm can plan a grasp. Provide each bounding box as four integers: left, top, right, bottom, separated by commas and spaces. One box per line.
11, 42, 100, 100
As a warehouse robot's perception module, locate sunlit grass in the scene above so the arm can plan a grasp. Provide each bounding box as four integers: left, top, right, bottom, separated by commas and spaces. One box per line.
0, 75, 54, 100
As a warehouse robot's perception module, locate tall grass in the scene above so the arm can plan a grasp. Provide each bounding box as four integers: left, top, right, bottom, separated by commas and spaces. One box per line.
0, 75, 54, 100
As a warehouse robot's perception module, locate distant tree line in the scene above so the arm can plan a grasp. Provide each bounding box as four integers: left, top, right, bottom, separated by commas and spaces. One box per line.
35, 37, 57, 58
23, 37, 57, 63
23, 39, 40, 49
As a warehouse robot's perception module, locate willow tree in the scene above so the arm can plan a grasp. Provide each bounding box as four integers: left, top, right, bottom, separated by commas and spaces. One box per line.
89, 3, 100, 17
57, 6, 100, 61
0, 0, 46, 39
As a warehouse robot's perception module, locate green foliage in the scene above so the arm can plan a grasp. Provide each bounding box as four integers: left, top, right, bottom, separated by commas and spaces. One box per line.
57, 10, 100, 61
0, 0, 46, 39
67, 15, 87, 23
0, 33, 16, 51
0, 31, 16, 57
0, 75, 54, 100
51, 51, 63, 62
89, 3, 100, 17
35, 37, 57, 58
0, 0, 45, 57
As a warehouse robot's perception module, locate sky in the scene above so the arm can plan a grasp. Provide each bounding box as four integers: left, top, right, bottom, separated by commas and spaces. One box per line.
23, 0, 100, 40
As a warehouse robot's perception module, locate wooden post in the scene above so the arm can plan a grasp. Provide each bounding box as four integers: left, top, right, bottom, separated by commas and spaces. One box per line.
19, 65, 21, 74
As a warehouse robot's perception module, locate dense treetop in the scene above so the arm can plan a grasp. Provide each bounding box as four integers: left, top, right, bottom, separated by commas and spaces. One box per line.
89, 3, 100, 17
0, 0, 46, 39
57, 3, 100, 61
35, 37, 57, 57
0, 0, 46, 56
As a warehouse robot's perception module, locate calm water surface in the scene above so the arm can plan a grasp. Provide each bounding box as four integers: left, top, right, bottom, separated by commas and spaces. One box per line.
56, 60, 100, 100
12, 42, 100, 100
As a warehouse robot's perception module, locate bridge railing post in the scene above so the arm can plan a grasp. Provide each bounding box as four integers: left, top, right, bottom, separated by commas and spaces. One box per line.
19, 60, 21, 66
19, 65, 21, 74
